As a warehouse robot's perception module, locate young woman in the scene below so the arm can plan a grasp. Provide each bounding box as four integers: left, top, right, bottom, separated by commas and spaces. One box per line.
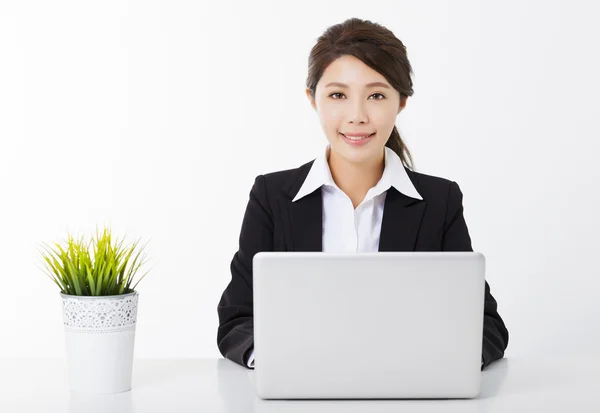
217, 17, 509, 371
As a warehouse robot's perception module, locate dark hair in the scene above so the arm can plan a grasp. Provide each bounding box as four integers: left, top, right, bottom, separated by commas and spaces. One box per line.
306, 17, 416, 170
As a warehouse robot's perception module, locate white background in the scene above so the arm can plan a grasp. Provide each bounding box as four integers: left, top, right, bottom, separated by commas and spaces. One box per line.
1, 0, 598, 360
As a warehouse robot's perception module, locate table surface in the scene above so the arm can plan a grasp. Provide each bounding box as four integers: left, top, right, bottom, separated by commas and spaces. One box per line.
1, 356, 599, 412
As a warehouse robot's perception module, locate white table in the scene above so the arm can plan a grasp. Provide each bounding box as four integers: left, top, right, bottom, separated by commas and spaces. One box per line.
1, 356, 598, 412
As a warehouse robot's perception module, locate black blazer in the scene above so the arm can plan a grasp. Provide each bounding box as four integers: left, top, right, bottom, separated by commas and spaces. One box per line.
217, 159, 509, 370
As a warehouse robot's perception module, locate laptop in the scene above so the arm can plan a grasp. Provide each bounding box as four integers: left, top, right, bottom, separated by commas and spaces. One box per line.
252, 251, 486, 399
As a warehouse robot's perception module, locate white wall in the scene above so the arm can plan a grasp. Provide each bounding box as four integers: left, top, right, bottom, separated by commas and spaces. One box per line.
1, 0, 599, 359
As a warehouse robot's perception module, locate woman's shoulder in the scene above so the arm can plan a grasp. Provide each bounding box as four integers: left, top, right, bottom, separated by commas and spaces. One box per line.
250, 159, 315, 199
406, 167, 454, 187
261, 160, 312, 183
405, 168, 463, 203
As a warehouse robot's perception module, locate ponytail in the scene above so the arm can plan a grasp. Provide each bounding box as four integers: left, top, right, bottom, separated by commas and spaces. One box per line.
385, 125, 415, 170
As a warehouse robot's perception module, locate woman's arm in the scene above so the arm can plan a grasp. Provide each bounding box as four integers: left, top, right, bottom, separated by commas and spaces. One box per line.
217, 174, 274, 368
442, 181, 510, 370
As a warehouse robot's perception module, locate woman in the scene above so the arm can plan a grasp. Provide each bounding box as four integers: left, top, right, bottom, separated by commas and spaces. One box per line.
217, 17, 509, 370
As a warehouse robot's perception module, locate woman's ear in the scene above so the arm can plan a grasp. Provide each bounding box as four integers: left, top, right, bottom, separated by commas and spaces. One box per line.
306, 88, 317, 111
398, 95, 408, 114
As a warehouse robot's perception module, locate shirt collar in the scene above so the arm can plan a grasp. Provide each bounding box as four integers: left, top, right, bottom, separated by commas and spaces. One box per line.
292, 144, 423, 202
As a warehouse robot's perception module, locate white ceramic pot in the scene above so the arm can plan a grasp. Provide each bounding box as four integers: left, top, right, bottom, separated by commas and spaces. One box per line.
60, 290, 139, 394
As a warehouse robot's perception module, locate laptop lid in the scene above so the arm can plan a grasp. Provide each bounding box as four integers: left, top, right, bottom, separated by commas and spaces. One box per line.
252, 251, 485, 399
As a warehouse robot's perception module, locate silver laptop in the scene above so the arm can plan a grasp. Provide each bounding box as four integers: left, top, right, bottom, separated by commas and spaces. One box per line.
252, 251, 485, 399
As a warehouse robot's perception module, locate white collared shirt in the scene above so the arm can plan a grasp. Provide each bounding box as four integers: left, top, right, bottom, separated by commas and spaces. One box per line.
247, 144, 423, 368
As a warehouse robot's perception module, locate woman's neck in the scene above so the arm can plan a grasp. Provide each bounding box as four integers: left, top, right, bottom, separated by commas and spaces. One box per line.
328, 149, 385, 208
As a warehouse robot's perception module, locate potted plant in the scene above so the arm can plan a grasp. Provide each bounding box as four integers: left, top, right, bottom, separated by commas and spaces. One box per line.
37, 226, 152, 394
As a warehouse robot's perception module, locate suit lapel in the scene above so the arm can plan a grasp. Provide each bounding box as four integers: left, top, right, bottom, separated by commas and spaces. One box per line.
378, 186, 428, 251
279, 160, 322, 252
287, 190, 322, 251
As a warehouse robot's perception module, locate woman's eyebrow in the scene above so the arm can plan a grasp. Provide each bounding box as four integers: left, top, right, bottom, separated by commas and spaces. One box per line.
324, 81, 391, 89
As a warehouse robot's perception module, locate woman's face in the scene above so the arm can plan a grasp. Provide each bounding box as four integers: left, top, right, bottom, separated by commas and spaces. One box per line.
307, 55, 407, 165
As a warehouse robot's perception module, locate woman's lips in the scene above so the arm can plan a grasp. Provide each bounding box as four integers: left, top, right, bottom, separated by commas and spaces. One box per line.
340, 132, 375, 146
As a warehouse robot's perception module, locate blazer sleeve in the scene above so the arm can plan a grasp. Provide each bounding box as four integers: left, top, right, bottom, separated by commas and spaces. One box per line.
442, 181, 510, 370
216, 174, 273, 369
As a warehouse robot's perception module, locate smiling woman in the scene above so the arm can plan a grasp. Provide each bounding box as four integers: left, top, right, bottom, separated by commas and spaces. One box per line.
217, 17, 509, 376
305, 18, 416, 172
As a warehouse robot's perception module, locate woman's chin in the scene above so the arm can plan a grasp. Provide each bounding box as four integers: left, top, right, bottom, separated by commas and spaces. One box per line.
333, 143, 380, 164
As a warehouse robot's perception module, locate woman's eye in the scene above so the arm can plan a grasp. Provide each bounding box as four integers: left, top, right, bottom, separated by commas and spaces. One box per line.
330, 92, 386, 100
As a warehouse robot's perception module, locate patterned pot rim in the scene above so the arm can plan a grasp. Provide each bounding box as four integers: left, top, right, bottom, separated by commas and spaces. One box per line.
59, 290, 138, 300
61, 290, 139, 333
